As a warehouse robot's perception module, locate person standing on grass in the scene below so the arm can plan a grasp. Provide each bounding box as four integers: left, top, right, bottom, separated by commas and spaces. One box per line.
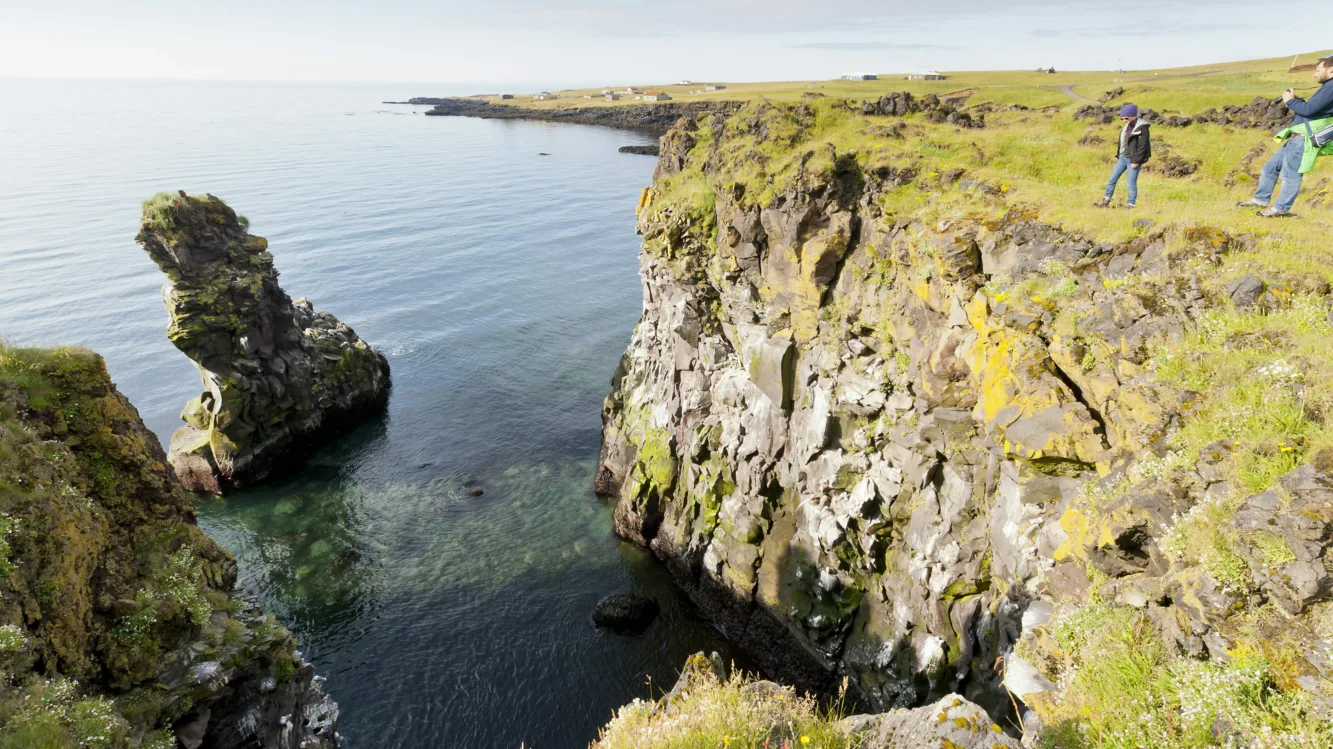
1094, 104, 1151, 209
1237, 55, 1333, 218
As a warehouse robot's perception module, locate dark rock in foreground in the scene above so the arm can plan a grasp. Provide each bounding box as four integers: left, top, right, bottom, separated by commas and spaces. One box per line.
422, 97, 739, 136
137, 192, 391, 494
592, 593, 659, 632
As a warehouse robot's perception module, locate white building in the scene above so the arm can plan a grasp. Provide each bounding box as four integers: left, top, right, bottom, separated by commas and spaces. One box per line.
841, 74, 878, 81
645, 92, 671, 101
534, 92, 558, 100
906, 72, 946, 81
705, 84, 727, 91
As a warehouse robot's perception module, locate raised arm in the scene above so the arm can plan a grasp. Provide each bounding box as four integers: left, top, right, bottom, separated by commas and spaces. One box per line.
1287, 83, 1333, 118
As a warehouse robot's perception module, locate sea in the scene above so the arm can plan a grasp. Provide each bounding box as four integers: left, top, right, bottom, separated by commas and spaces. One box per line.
0, 79, 737, 748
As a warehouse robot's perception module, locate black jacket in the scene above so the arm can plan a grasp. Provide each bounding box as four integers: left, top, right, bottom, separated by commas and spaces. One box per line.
1116, 119, 1152, 164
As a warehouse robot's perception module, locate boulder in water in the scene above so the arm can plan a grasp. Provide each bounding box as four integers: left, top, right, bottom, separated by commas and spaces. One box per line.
592, 593, 659, 632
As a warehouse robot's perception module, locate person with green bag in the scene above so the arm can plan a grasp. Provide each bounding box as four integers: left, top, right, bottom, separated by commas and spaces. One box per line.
1237, 55, 1333, 217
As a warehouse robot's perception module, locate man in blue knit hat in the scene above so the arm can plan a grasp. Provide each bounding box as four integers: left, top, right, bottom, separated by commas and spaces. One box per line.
1237, 55, 1333, 217
1094, 104, 1151, 209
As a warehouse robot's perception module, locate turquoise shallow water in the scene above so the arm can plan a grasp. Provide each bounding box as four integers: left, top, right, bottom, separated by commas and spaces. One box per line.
0, 79, 736, 748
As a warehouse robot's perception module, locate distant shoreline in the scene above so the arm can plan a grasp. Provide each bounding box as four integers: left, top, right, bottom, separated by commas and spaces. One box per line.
389, 97, 736, 137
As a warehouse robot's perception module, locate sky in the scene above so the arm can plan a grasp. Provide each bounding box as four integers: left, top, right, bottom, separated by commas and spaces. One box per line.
0, 0, 1326, 86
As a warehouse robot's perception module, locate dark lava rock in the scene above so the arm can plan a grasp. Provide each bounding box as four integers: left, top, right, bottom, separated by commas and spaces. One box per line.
468, 488, 484, 497
860, 91, 984, 129
592, 594, 659, 632
619, 145, 660, 156
1227, 275, 1266, 309
423, 98, 740, 136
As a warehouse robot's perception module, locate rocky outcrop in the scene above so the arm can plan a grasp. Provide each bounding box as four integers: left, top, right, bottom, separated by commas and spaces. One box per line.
595, 100, 1332, 735
422, 98, 740, 136
138, 192, 390, 494
860, 92, 984, 128
0, 344, 338, 747
840, 694, 1020, 748
1075, 95, 1294, 131
599, 651, 1018, 748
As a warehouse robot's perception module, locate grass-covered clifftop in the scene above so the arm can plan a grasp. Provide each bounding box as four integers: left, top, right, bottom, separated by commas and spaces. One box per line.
443, 50, 1330, 115
598, 76, 1333, 748
0, 344, 333, 748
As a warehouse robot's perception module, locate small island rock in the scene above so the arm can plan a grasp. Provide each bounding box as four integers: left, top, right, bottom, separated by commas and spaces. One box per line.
592, 593, 659, 632
137, 192, 391, 494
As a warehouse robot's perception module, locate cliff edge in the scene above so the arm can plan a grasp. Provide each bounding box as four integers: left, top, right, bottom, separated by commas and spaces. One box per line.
137, 192, 390, 494
598, 97, 1333, 745
0, 344, 337, 748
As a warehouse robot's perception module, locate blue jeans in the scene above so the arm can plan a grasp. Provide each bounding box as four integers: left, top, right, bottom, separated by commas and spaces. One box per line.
1104, 155, 1140, 205
1254, 136, 1305, 212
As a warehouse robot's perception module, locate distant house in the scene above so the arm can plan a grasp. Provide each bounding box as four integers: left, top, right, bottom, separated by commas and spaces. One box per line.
499, 94, 513, 100
624, 87, 643, 95
644, 91, 672, 101
601, 89, 615, 95
605, 94, 621, 102
705, 84, 726, 91
678, 80, 694, 85
906, 72, 946, 81
534, 92, 558, 100
841, 74, 877, 81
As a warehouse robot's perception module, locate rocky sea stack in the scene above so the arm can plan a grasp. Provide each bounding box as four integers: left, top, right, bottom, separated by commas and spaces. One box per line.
597, 98, 1333, 742
137, 192, 390, 494
0, 344, 338, 747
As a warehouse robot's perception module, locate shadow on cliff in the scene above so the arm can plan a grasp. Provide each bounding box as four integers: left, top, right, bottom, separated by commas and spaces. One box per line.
613, 502, 1024, 730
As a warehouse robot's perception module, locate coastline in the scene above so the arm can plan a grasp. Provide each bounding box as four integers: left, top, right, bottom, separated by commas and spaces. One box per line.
404, 97, 737, 136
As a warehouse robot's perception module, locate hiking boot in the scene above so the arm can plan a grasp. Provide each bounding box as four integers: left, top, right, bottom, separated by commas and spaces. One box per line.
1257, 207, 1293, 218
1093, 197, 1110, 208
1236, 198, 1267, 208
1125, 204, 1136, 210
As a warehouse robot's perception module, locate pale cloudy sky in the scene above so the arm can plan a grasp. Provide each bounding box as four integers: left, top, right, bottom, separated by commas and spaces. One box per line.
0, 0, 1325, 85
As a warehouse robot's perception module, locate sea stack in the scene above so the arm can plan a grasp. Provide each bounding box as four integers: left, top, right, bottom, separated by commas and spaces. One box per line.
137, 192, 390, 494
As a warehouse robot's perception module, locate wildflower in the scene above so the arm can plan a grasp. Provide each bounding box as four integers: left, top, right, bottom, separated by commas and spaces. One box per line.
801, 737, 811, 745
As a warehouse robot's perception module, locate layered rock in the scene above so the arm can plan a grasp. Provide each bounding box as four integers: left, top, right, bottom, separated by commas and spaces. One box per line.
138, 192, 390, 494
596, 100, 1333, 731
0, 344, 338, 747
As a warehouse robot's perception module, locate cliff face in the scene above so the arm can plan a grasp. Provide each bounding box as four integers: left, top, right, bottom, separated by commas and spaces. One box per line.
137, 193, 390, 494
597, 99, 1333, 738
0, 345, 337, 748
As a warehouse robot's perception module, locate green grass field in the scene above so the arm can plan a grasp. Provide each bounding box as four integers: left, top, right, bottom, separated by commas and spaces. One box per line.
482, 49, 1332, 114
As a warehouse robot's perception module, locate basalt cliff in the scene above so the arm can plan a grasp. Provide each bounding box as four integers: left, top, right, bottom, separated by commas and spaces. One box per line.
597, 99, 1333, 744
0, 344, 337, 748
138, 193, 390, 494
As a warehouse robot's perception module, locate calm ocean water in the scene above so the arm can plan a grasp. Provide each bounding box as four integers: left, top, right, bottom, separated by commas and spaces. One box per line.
0, 79, 736, 748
